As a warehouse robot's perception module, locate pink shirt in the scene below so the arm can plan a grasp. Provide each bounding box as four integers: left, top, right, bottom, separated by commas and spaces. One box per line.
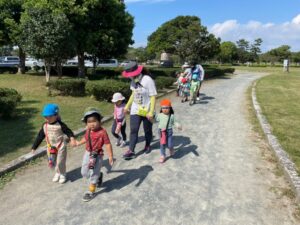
114, 103, 126, 122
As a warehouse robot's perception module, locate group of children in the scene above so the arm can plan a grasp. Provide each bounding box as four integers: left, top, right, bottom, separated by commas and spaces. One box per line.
31, 94, 179, 202
175, 62, 205, 103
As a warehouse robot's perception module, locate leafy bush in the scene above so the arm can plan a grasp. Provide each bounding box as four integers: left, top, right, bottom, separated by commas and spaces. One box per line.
149, 68, 178, 77
50, 66, 87, 77
0, 88, 22, 118
0, 66, 18, 74
155, 76, 176, 90
86, 79, 131, 101
47, 78, 86, 96
87, 67, 123, 80
205, 67, 235, 79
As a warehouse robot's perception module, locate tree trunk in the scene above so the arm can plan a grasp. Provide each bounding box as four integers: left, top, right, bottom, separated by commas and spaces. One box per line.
44, 60, 51, 82
55, 59, 62, 79
18, 47, 26, 74
78, 52, 85, 78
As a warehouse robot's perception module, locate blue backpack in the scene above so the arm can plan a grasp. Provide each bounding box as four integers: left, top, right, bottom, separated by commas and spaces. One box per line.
191, 67, 200, 80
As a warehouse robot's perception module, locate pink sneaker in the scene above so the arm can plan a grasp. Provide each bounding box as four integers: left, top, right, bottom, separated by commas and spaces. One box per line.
159, 156, 165, 163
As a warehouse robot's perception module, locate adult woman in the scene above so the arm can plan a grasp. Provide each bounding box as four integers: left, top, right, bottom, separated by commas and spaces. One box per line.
122, 62, 157, 159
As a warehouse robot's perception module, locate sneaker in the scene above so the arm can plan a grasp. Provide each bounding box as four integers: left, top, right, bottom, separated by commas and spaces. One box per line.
123, 149, 135, 159
196, 97, 200, 101
120, 140, 127, 148
97, 172, 103, 188
115, 137, 122, 146
169, 148, 175, 156
144, 146, 151, 154
59, 174, 67, 184
52, 173, 60, 182
159, 156, 165, 163
82, 192, 95, 202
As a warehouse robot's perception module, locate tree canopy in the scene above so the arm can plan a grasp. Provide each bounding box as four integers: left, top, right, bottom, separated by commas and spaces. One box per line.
147, 16, 220, 63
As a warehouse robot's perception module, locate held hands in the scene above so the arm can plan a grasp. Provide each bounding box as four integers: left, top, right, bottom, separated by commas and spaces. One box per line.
124, 108, 129, 114
70, 137, 77, 147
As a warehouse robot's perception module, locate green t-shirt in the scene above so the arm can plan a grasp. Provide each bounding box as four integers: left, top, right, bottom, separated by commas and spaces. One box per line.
155, 113, 174, 129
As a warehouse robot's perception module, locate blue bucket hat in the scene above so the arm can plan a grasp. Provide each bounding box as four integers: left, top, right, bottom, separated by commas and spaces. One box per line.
42, 104, 59, 117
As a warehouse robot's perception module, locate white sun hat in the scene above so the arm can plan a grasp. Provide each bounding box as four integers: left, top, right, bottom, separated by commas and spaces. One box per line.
112, 92, 125, 103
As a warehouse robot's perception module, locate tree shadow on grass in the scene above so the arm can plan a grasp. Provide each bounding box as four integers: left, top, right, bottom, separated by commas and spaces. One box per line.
0, 100, 40, 160
96, 165, 153, 195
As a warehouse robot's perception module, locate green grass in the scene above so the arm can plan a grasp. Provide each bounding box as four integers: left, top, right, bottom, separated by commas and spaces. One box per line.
0, 74, 113, 165
253, 68, 300, 174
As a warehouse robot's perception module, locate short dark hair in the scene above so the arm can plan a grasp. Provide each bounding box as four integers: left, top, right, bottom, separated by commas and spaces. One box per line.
84, 113, 102, 123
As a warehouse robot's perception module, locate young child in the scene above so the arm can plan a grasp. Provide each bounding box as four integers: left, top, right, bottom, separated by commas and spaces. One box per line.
31, 103, 76, 184
76, 107, 114, 202
181, 77, 190, 103
155, 99, 180, 163
111, 92, 127, 147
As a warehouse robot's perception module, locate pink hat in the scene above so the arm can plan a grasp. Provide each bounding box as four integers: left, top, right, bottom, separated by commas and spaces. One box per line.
122, 61, 143, 78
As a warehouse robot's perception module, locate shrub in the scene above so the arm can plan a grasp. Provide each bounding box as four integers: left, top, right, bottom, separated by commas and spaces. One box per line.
87, 67, 123, 80
86, 79, 131, 101
47, 78, 86, 96
0, 66, 18, 74
155, 76, 176, 90
205, 67, 235, 79
149, 68, 178, 77
0, 88, 22, 118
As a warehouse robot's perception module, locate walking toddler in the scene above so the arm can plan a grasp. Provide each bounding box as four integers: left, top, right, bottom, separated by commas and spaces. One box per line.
111, 92, 127, 147
31, 103, 76, 184
76, 108, 114, 202
155, 99, 180, 163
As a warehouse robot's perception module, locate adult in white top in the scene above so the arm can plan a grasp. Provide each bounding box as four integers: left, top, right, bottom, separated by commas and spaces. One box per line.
122, 62, 157, 159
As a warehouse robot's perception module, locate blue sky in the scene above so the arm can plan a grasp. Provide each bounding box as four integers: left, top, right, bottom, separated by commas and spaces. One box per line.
124, 0, 300, 52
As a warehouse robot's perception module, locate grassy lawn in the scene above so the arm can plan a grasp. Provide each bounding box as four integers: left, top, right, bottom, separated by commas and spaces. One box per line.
247, 67, 300, 174
0, 74, 113, 165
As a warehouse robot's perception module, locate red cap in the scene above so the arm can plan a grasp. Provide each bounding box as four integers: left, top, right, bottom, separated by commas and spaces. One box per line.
160, 99, 172, 107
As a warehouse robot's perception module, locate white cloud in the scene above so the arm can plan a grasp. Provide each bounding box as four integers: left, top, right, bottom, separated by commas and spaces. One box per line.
209, 14, 300, 52
125, 0, 175, 3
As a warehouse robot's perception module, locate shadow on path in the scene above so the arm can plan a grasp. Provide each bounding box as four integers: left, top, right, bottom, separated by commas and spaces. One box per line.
96, 165, 153, 194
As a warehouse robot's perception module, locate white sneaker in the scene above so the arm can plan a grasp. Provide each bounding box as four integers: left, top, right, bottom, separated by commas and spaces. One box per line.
120, 140, 127, 148
196, 97, 200, 101
115, 137, 121, 146
52, 173, 60, 182
59, 174, 66, 184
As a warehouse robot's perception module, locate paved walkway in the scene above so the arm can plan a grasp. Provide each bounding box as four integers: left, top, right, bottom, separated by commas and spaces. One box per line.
0, 72, 298, 225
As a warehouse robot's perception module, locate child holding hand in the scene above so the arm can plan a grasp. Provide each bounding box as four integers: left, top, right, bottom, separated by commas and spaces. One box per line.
155, 99, 181, 163
76, 107, 114, 202
31, 103, 76, 184
111, 92, 127, 147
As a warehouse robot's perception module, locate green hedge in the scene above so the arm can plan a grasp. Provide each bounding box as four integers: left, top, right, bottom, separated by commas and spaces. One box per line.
86, 79, 131, 101
47, 78, 86, 96
155, 76, 176, 90
0, 88, 22, 118
205, 67, 235, 79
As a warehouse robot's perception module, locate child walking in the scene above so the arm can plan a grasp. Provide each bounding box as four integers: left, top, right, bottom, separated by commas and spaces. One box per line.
155, 99, 179, 163
31, 103, 76, 184
111, 92, 127, 147
76, 108, 114, 202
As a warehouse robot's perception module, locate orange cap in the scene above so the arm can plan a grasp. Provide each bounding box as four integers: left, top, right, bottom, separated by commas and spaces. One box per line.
160, 99, 172, 107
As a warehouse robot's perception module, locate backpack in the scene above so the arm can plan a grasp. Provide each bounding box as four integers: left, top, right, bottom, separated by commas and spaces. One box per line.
191, 66, 200, 80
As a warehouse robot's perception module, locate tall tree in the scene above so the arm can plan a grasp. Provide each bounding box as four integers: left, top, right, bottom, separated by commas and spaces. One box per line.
218, 41, 238, 63
20, 1, 75, 82
66, 0, 134, 77
236, 39, 250, 63
0, 0, 26, 74
147, 16, 220, 63
250, 38, 262, 63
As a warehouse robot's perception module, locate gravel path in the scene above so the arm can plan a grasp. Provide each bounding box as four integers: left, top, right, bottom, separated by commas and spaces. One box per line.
0, 71, 298, 225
